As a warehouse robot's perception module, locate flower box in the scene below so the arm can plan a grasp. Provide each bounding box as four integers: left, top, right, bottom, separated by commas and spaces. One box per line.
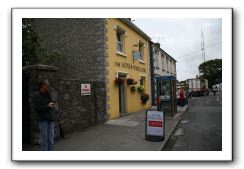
127, 78, 134, 85
130, 85, 136, 93
141, 93, 149, 104
137, 86, 144, 93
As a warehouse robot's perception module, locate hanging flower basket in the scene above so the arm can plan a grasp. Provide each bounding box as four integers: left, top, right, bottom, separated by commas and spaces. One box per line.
115, 77, 125, 86
127, 78, 135, 85
137, 86, 145, 93
130, 85, 136, 93
141, 93, 149, 104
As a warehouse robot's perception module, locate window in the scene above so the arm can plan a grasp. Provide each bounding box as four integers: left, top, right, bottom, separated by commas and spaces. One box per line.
166, 58, 169, 72
161, 55, 164, 70
173, 62, 176, 75
175, 63, 176, 75
116, 29, 124, 53
163, 56, 166, 71
139, 42, 144, 60
169, 60, 172, 74
155, 49, 160, 68
140, 76, 146, 86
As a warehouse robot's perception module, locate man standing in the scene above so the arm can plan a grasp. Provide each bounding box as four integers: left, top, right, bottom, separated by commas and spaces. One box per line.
213, 86, 218, 96
32, 80, 55, 151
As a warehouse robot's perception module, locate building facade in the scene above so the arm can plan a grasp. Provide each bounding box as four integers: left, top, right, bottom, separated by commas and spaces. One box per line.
149, 42, 177, 105
106, 19, 151, 119
24, 18, 151, 140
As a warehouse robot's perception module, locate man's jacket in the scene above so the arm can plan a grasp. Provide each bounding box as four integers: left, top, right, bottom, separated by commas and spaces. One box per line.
31, 91, 55, 122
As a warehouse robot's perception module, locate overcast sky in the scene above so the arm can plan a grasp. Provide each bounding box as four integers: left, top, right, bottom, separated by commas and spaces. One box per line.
133, 18, 222, 81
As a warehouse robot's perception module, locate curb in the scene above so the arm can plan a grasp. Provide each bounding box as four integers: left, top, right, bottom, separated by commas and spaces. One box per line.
158, 101, 192, 150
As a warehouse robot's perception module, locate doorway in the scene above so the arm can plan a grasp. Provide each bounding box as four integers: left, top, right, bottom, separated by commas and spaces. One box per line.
118, 73, 127, 116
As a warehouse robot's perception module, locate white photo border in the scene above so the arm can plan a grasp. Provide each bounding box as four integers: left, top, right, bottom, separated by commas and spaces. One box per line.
12, 8, 232, 161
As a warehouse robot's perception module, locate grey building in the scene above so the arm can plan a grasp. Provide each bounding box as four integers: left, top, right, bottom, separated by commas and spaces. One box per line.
149, 42, 177, 106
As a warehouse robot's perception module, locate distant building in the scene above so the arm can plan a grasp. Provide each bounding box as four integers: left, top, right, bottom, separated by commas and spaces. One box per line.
149, 42, 177, 105
176, 81, 188, 91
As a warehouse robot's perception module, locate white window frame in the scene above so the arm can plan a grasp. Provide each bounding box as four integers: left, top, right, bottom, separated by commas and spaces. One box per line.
171, 60, 174, 74
155, 49, 160, 68
169, 60, 172, 74
138, 41, 144, 61
161, 54, 164, 71
116, 30, 124, 53
116, 25, 126, 55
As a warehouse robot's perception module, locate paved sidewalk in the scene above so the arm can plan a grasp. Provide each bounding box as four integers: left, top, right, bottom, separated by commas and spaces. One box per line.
52, 104, 189, 151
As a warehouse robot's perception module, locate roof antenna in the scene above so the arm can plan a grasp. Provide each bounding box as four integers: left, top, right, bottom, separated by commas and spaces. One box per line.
201, 28, 206, 62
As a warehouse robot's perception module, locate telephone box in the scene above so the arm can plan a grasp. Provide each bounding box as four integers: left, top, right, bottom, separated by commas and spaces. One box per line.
156, 76, 177, 117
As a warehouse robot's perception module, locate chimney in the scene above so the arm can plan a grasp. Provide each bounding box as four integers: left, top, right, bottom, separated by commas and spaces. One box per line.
155, 43, 160, 48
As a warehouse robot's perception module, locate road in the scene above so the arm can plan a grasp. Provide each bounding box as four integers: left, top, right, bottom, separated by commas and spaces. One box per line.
163, 92, 222, 151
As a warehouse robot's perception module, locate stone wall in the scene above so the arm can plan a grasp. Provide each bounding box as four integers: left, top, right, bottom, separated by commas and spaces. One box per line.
56, 79, 107, 133
23, 64, 107, 146
23, 64, 58, 145
149, 42, 157, 106
31, 18, 107, 82
23, 18, 109, 147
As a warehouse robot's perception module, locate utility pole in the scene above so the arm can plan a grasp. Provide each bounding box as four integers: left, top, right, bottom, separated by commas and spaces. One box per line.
201, 29, 206, 62
198, 29, 206, 79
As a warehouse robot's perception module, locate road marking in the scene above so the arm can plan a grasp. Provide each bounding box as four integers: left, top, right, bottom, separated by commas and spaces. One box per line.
174, 128, 184, 136
181, 120, 189, 124
105, 119, 139, 127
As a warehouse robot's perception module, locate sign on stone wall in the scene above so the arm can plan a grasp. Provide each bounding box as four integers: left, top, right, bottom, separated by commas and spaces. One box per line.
81, 83, 91, 96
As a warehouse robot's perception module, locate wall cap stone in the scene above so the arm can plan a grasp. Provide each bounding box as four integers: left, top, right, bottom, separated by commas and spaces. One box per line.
23, 64, 58, 71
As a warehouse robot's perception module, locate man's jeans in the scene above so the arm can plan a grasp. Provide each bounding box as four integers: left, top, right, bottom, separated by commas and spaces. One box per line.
38, 121, 54, 151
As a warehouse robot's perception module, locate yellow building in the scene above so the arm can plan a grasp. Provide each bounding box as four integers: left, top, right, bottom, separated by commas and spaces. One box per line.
105, 18, 151, 119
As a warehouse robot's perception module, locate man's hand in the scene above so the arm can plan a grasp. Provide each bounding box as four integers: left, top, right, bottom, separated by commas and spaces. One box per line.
48, 102, 55, 108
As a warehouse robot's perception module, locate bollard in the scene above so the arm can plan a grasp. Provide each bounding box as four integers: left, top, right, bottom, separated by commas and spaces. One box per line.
145, 109, 165, 142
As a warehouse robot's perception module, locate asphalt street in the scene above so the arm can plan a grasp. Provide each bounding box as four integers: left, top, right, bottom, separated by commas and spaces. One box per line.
164, 92, 222, 151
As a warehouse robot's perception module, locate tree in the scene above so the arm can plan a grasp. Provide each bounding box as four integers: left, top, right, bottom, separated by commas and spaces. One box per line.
22, 18, 58, 66
22, 18, 40, 66
198, 59, 222, 89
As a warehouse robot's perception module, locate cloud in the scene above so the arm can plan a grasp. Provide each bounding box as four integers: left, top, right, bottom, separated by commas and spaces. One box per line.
133, 18, 222, 81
